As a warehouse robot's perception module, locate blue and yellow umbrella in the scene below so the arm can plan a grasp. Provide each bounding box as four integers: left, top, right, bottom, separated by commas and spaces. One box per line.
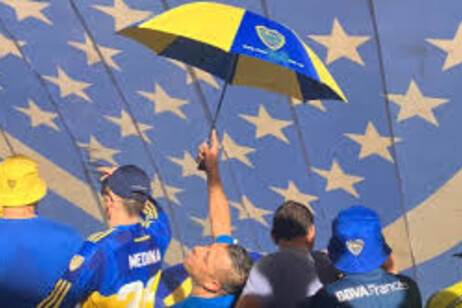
120, 1, 347, 103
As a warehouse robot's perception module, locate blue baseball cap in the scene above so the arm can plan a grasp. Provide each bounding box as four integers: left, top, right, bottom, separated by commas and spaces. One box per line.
102, 165, 151, 203
328, 205, 391, 274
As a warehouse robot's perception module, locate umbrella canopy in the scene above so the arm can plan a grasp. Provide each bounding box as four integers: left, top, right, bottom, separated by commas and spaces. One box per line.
120, 1, 347, 102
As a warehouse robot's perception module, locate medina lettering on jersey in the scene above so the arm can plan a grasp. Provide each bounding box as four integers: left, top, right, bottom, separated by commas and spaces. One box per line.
128, 249, 161, 269
335, 281, 409, 302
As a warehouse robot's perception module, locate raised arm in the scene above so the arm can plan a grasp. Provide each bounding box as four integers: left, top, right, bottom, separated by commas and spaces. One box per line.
197, 129, 232, 238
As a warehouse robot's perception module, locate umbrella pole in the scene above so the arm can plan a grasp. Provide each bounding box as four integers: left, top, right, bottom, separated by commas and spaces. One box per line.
210, 53, 239, 130
198, 54, 238, 170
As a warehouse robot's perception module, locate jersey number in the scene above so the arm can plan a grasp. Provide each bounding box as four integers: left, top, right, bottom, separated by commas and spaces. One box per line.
117, 274, 160, 307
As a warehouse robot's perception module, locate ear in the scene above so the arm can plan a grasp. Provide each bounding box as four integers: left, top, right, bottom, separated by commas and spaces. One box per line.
381, 254, 397, 274
103, 193, 116, 210
102, 194, 112, 206
305, 224, 316, 249
203, 279, 222, 293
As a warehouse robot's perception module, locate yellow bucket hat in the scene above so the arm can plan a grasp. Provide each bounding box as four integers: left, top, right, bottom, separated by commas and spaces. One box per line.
0, 155, 47, 206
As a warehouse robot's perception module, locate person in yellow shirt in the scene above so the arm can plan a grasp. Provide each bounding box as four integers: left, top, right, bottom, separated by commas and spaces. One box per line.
426, 253, 462, 308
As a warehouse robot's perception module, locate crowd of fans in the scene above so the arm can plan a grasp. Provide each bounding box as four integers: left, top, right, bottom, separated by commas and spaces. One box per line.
0, 130, 460, 307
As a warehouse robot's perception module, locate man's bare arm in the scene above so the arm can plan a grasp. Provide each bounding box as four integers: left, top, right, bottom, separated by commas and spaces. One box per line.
197, 129, 232, 238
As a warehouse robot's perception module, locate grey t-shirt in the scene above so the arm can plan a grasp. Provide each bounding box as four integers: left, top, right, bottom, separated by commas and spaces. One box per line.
241, 249, 334, 308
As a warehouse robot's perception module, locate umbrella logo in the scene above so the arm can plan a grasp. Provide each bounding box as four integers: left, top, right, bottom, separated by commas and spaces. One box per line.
256, 25, 286, 51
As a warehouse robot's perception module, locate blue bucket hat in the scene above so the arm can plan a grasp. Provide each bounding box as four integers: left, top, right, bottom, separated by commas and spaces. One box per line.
102, 165, 151, 203
328, 205, 391, 274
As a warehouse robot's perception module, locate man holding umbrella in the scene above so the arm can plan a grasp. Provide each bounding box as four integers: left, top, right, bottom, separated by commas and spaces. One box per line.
171, 130, 254, 308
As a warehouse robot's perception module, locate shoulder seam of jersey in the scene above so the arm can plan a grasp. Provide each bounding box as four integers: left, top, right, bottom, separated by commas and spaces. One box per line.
134, 234, 151, 242
87, 231, 103, 242
88, 228, 115, 243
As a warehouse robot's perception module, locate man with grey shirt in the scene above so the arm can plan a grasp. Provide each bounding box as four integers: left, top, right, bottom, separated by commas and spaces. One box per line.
236, 201, 338, 308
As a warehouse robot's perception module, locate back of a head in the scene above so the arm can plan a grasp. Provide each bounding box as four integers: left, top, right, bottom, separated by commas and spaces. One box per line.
102, 165, 151, 216
102, 185, 146, 217
220, 244, 254, 295
328, 205, 391, 274
272, 200, 314, 243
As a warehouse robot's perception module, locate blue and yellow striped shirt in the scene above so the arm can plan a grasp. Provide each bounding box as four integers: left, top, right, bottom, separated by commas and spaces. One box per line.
38, 197, 171, 308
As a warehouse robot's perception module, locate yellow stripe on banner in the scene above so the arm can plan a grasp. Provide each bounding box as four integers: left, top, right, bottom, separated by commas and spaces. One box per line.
302, 42, 347, 102
163, 277, 193, 307
52, 281, 71, 308
132, 2, 245, 52
38, 280, 65, 308
384, 166, 462, 272
0, 132, 104, 222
